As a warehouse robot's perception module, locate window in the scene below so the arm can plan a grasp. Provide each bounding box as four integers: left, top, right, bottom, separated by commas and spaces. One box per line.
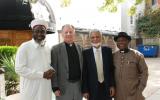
130, 16, 133, 24
152, 0, 157, 5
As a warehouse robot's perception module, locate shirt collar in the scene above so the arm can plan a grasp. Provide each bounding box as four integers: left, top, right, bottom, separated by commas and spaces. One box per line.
93, 46, 102, 53
64, 42, 75, 47
119, 48, 130, 53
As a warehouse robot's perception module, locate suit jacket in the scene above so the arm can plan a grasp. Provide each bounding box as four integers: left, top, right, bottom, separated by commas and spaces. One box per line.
51, 42, 83, 93
82, 46, 115, 100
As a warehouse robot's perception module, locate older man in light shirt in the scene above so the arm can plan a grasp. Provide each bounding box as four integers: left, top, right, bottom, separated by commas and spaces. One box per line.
15, 19, 55, 100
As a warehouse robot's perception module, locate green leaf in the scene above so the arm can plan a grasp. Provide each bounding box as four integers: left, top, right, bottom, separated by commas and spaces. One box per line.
135, 0, 143, 5
117, 0, 125, 3
61, 0, 71, 7
98, 5, 108, 12
137, 8, 160, 37
108, 5, 118, 12
0, 54, 19, 82
128, 6, 136, 16
105, 0, 114, 5
99, 3, 117, 13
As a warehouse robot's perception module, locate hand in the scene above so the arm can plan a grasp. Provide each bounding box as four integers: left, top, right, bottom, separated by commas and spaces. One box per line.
110, 87, 115, 97
43, 69, 55, 79
54, 90, 61, 96
83, 93, 89, 100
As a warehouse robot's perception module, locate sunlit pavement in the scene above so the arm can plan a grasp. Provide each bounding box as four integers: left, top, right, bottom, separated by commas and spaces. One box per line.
144, 58, 160, 100
5, 58, 160, 100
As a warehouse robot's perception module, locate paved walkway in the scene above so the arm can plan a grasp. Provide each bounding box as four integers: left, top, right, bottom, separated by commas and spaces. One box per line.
3, 58, 160, 100
144, 58, 160, 100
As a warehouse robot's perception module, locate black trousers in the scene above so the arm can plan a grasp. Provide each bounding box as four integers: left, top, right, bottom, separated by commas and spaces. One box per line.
97, 82, 112, 100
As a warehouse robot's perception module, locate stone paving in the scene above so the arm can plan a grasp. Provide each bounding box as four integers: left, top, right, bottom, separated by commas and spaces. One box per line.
2, 57, 160, 100
144, 58, 160, 100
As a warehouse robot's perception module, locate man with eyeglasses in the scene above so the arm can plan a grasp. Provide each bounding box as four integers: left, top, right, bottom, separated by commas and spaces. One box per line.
15, 19, 55, 100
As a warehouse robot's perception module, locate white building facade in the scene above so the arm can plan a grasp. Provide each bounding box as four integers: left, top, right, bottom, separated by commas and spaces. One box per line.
120, 0, 145, 37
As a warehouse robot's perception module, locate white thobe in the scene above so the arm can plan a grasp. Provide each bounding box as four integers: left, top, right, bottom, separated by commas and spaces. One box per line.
15, 39, 52, 100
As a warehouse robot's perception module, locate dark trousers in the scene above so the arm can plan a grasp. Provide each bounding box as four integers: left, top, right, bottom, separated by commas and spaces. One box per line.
97, 82, 112, 100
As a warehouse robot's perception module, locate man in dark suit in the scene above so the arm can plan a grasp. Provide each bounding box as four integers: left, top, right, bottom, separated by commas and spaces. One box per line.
82, 29, 115, 100
51, 24, 83, 100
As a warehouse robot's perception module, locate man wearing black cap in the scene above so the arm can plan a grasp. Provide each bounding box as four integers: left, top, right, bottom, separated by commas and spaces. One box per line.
113, 32, 148, 100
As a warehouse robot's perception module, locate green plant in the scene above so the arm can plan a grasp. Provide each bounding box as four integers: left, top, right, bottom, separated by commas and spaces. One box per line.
0, 46, 17, 67
0, 54, 19, 96
0, 46, 17, 57
60, 0, 144, 15
1, 55, 19, 81
137, 8, 160, 37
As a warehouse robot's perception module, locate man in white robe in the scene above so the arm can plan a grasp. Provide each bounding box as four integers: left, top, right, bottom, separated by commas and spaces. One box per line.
15, 19, 55, 100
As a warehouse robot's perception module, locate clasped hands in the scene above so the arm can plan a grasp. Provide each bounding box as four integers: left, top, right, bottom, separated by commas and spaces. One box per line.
43, 69, 55, 79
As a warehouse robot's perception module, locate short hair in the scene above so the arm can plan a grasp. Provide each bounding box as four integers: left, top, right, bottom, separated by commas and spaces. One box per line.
61, 24, 75, 31
89, 29, 102, 38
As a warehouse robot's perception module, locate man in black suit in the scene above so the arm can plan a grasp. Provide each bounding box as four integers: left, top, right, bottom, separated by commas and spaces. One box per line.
82, 29, 115, 100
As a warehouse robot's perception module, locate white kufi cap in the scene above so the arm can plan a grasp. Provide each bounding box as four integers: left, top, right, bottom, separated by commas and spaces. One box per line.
30, 19, 48, 29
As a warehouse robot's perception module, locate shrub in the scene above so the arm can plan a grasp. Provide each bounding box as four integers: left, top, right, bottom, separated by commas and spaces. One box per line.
0, 46, 19, 96
0, 46, 17, 67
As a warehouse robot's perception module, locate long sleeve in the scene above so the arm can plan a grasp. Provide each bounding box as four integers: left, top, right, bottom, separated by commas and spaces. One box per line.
137, 54, 148, 91
51, 45, 59, 89
108, 49, 115, 87
15, 45, 44, 79
108, 48, 115, 87
82, 50, 89, 93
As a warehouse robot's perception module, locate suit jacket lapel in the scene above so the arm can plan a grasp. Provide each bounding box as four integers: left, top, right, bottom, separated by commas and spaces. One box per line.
90, 48, 97, 72
101, 47, 107, 72
61, 43, 69, 72
101, 47, 105, 65
75, 44, 82, 71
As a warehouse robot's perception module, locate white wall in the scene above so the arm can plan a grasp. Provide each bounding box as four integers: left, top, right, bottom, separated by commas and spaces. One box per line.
120, 0, 145, 37
46, 32, 59, 48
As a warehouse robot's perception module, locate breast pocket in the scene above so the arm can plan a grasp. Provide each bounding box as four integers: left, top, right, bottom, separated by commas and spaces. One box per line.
126, 61, 138, 78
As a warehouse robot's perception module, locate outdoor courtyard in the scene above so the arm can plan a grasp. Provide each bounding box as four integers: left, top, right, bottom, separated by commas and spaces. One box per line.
3, 57, 160, 100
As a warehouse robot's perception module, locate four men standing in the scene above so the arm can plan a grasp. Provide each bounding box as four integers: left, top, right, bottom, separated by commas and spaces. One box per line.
15, 19, 148, 100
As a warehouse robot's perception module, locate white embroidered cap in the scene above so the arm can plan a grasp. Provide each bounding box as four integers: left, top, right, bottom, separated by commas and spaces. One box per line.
30, 19, 48, 29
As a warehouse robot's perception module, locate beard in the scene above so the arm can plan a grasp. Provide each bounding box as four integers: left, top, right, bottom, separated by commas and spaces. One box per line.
33, 34, 45, 43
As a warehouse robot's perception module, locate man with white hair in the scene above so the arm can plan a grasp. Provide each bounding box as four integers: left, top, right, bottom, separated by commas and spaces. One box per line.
51, 24, 83, 100
15, 19, 55, 100
82, 29, 115, 100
